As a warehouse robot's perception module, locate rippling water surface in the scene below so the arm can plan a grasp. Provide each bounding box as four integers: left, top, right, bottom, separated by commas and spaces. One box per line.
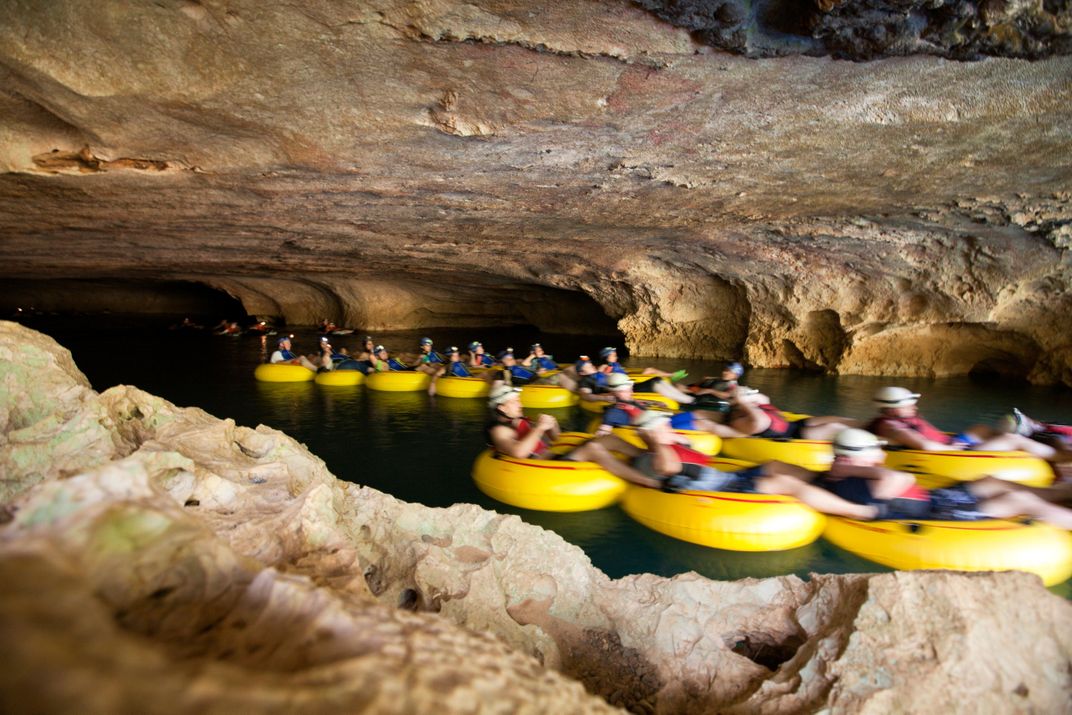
19, 315, 1072, 594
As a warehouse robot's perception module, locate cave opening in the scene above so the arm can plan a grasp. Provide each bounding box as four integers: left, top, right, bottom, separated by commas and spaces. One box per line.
968, 355, 1029, 384
2, 278, 249, 323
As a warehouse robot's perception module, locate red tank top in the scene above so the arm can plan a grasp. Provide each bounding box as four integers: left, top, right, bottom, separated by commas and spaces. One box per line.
759, 404, 789, 435
670, 443, 709, 465
868, 415, 952, 445
515, 417, 552, 458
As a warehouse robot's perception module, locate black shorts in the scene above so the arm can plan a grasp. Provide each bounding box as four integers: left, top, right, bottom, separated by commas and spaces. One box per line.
757, 420, 804, 440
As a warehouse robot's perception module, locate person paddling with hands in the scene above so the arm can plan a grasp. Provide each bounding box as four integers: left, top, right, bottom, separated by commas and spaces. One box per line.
485, 384, 667, 488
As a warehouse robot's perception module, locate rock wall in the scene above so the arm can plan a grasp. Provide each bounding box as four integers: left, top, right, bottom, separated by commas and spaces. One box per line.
0, 1, 1070, 383
3, 321, 1072, 713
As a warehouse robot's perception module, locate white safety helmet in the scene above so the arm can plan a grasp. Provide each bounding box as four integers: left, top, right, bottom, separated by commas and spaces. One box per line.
832, 428, 887, 457
873, 386, 920, 408
488, 384, 521, 408
606, 372, 634, 389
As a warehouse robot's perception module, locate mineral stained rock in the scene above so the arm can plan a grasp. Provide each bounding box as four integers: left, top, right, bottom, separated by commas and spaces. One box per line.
1, 1, 1071, 384
2, 322, 1071, 713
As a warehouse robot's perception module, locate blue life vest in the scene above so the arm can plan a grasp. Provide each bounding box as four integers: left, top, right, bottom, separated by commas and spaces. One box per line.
278, 349, 296, 361
531, 355, 557, 371
419, 351, 445, 364
388, 358, 410, 371
476, 354, 494, 366
605, 362, 627, 374
446, 361, 472, 377
507, 364, 537, 384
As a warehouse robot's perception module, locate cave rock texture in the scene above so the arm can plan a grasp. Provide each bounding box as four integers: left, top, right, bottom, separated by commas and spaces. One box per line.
2, 321, 1071, 713
0, 1, 1070, 383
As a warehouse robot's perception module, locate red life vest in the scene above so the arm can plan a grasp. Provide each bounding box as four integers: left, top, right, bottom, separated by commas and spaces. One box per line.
515, 417, 552, 458
759, 404, 789, 435
613, 401, 646, 423
867, 415, 952, 446
670, 443, 710, 466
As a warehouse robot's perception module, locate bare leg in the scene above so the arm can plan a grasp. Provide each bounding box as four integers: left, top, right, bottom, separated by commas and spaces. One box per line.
800, 420, 854, 441
973, 490, 1072, 529
754, 472, 879, 520
970, 433, 1058, 460
570, 441, 662, 488
690, 416, 748, 438
298, 356, 319, 371
650, 379, 695, 404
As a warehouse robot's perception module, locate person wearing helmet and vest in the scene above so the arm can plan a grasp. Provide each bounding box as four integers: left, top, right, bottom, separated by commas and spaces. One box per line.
496, 348, 577, 391
726, 387, 856, 441
521, 343, 558, 372
370, 346, 409, 372
866, 387, 1067, 462
484, 383, 669, 488
805, 429, 1072, 526
269, 335, 321, 372
467, 341, 494, 368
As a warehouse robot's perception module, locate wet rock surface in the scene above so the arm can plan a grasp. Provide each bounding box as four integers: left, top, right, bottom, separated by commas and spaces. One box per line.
0, 0, 1070, 385
3, 322, 1072, 713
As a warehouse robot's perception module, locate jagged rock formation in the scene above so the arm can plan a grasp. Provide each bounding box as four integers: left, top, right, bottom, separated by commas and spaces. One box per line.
3, 321, 1072, 713
0, 1, 1070, 384
635, 0, 1072, 60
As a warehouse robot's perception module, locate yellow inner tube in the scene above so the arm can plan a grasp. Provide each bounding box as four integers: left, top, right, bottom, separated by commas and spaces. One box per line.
881, 449, 1054, 488
471, 447, 627, 512
366, 371, 431, 392
314, 370, 365, 386
620, 457, 826, 552
254, 363, 315, 383
823, 516, 1072, 587
436, 376, 490, 399
605, 425, 722, 457
519, 384, 578, 409
720, 436, 833, 471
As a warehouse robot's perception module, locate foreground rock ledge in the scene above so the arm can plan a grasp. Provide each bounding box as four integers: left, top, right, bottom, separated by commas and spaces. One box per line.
1, 321, 1069, 714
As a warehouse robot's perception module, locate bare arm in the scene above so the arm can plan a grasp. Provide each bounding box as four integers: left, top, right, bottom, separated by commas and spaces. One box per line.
489, 420, 554, 459
880, 424, 953, 452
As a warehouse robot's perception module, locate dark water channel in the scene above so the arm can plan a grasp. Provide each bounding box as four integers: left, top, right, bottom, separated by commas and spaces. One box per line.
15, 314, 1072, 595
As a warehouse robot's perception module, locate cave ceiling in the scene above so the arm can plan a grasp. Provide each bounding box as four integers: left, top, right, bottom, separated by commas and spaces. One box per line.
0, 0, 1070, 381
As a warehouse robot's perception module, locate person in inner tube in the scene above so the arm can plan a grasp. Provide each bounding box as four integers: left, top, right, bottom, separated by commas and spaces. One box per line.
799, 429, 1072, 526
867, 387, 1070, 464
726, 387, 856, 441
484, 383, 667, 488
269, 335, 320, 372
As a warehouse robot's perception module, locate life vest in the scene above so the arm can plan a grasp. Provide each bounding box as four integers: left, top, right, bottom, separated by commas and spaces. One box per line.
758, 404, 790, 436
387, 358, 410, 371
419, 351, 445, 364
669, 443, 713, 480
602, 400, 645, 428
446, 361, 471, 377
507, 365, 537, 384
278, 349, 296, 361
867, 415, 952, 445
599, 362, 627, 375
486, 417, 551, 459
531, 355, 557, 371
578, 373, 608, 394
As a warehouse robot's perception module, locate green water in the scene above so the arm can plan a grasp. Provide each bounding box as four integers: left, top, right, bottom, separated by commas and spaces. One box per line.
16, 315, 1072, 595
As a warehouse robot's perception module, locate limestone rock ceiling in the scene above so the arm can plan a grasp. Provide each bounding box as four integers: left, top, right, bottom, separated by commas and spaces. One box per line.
1, 0, 1070, 382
